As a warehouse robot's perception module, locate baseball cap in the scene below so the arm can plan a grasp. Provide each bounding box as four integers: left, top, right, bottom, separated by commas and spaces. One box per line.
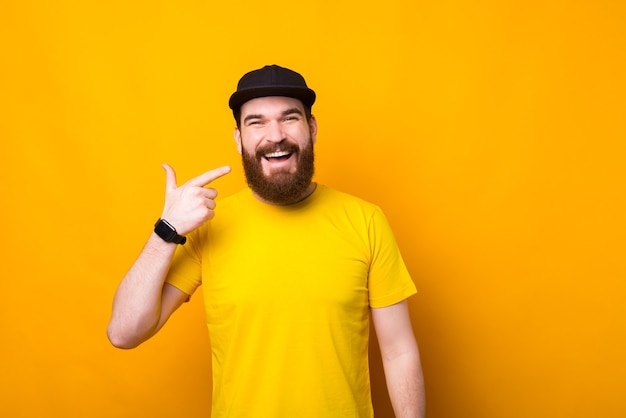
228, 65, 316, 111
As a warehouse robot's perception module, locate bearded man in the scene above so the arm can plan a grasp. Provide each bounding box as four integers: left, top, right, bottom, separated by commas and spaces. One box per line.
107, 65, 425, 418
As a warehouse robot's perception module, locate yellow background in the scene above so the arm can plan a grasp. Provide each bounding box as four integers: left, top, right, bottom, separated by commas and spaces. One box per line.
1, 1, 625, 417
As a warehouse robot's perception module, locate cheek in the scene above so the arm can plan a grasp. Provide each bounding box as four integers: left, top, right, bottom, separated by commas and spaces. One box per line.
238, 134, 257, 155
241, 142, 261, 160
239, 144, 259, 160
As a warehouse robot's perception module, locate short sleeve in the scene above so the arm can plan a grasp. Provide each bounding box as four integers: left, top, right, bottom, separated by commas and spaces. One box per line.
165, 229, 204, 296
367, 207, 417, 308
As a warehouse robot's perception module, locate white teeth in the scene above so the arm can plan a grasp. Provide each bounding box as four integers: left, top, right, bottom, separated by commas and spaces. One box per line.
265, 151, 290, 158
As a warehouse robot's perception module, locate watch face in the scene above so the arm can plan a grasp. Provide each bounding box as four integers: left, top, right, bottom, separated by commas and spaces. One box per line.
154, 219, 185, 244
155, 219, 177, 241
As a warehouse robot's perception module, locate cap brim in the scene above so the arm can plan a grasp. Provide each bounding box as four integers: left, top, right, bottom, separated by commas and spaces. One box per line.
229, 86, 316, 110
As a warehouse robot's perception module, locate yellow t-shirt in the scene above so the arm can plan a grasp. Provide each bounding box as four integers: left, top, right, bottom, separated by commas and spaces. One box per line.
166, 185, 416, 417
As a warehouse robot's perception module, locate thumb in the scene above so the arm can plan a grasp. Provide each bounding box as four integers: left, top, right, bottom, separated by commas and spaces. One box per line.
162, 163, 178, 193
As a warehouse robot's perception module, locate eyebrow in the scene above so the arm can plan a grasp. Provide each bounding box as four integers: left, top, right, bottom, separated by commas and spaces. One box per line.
282, 108, 304, 117
243, 114, 263, 124
243, 107, 304, 124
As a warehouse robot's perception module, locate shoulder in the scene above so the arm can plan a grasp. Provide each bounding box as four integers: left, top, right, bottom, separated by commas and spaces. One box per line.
315, 185, 380, 213
317, 185, 382, 218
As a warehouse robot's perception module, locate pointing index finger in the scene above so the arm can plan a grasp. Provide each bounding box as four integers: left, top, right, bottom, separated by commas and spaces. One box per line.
187, 165, 231, 187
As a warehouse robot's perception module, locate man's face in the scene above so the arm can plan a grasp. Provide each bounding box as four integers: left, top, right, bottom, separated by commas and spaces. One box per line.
234, 96, 317, 204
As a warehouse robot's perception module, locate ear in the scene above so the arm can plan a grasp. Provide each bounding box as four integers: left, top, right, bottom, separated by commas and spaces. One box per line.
309, 115, 318, 144
234, 127, 243, 155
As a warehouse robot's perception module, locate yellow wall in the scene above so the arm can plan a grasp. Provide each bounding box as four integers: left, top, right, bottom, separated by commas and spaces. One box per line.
1, 1, 625, 417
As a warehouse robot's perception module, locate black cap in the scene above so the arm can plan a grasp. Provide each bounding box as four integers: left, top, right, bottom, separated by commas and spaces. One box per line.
228, 65, 316, 111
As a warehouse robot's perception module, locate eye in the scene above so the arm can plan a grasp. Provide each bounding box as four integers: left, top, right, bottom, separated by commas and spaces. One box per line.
284, 115, 300, 122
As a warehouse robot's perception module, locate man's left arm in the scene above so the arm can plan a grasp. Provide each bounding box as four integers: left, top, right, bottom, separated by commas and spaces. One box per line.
371, 299, 425, 418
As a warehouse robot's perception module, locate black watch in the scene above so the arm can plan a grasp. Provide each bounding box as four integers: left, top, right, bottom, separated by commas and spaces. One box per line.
154, 219, 187, 245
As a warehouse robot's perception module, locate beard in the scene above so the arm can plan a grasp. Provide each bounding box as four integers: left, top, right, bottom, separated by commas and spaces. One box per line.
241, 138, 315, 205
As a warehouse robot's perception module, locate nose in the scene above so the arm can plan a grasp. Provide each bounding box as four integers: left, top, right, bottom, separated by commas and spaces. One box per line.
265, 120, 285, 143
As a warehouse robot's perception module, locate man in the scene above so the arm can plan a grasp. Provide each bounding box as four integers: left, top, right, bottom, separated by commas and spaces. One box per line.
108, 65, 425, 417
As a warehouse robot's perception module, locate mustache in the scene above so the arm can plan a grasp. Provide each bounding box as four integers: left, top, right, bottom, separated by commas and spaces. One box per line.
255, 142, 301, 159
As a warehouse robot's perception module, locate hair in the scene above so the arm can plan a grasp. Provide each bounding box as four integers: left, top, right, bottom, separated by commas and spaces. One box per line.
233, 101, 313, 130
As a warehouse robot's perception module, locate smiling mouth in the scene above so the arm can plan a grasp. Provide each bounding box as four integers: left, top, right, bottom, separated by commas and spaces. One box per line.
263, 151, 293, 162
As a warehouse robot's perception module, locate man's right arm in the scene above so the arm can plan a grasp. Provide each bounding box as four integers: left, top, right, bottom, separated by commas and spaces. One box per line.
107, 164, 231, 349
107, 233, 186, 349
